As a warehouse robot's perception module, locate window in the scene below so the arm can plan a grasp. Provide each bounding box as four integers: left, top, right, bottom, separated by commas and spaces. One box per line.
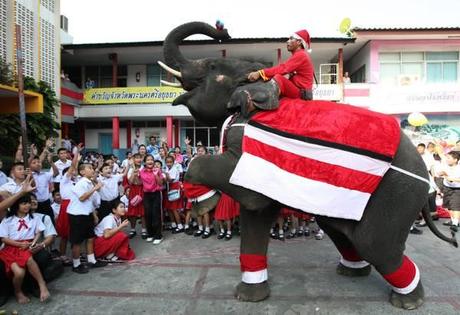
181, 120, 219, 149
147, 64, 177, 86
379, 51, 459, 84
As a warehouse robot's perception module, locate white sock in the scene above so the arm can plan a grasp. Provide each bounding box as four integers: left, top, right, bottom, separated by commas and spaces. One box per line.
291, 228, 296, 234
73, 258, 81, 268
220, 228, 225, 233
452, 218, 459, 226
177, 223, 183, 229
106, 253, 115, 260
184, 224, 189, 229
226, 230, 232, 235
87, 253, 96, 264
111, 255, 119, 262
198, 225, 203, 231
141, 228, 147, 233
171, 222, 177, 228
270, 228, 274, 233
205, 226, 210, 232
278, 229, 283, 235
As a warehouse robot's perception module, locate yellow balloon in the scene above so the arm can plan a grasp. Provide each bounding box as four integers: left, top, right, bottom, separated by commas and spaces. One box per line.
408, 112, 428, 127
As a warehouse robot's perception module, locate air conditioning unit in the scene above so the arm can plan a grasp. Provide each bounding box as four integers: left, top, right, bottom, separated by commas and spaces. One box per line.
398, 74, 420, 86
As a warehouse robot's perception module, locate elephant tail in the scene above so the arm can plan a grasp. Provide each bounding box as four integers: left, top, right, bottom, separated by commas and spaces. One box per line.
421, 197, 458, 248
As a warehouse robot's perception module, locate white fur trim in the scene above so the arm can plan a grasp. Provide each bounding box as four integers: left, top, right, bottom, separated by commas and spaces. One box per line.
340, 257, 370, 269
292, 33, 308, 50
242, 269, 268, 284
392, 263, 420, 295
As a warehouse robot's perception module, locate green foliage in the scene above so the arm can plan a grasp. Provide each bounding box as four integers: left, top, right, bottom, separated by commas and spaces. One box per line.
0, 61, 60, 158
0, 58, 15, 86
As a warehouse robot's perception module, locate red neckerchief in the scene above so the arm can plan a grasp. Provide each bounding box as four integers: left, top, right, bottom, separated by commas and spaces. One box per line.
17, 218, 29, 231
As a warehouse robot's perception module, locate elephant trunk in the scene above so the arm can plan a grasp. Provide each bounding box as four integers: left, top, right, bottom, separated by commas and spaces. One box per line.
163, 21, 231, 69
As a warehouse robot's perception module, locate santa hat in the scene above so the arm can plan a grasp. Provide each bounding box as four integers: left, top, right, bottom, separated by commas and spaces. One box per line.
292, 29, 312, 53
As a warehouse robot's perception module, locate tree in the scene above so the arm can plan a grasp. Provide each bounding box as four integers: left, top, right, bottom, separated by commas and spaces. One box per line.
0, 60, 60, 158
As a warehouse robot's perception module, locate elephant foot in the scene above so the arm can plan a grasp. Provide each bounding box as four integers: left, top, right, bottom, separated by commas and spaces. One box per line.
235, 281, 270, 302
390, 281, 424, 310
336, 262, 372, 277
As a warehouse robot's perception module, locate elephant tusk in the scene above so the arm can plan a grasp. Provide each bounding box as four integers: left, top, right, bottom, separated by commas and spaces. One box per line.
160, 79, 182, 88
157, 61, 182, 78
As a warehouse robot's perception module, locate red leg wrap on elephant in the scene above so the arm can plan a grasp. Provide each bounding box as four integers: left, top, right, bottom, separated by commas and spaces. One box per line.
382, 256, 420, 294
338, 247, 370, 269
240, 254, 268, 284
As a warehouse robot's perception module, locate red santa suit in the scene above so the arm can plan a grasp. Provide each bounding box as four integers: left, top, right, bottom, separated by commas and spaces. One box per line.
94, 214, 135, 260
259, 29, 314, 100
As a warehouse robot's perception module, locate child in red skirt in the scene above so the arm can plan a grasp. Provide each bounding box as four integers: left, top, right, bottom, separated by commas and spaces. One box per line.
215, 193, 240, 240
127, 153, 147, 239
164, 156, 184, 233
0, 194, 50, 303
56, 149, 80, 264
94, 201, 135, 261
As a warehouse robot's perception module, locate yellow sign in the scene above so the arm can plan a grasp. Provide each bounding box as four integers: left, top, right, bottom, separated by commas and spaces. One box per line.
83, 86, 185, 104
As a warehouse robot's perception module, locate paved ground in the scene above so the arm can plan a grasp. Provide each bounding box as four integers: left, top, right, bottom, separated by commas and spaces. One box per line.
2, 220, 460, 315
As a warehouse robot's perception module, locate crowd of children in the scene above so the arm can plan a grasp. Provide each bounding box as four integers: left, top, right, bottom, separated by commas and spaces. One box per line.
0, 136, 325, 305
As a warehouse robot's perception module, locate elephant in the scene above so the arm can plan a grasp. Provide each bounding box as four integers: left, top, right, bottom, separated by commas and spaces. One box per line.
160, 21, 458, 310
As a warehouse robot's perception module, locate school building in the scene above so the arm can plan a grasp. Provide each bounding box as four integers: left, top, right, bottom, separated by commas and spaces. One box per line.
60, 26, 460, 157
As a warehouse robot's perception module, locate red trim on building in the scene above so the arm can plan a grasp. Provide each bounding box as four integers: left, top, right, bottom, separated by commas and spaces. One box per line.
112, 117, 120, 149
127, 120, 132, 149
61, 87, 83, 100
61, 103, 75, 116
166, 116, 173, 148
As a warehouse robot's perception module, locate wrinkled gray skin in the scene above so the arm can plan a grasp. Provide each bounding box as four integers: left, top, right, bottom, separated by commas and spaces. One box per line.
162, 22, 457, 310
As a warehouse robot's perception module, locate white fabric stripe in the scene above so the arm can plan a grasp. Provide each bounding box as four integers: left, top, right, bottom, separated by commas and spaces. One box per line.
230, 153, 370, 220
242, 269, 268, 284
219, 115, 234, 154
245, 124, 391, 177
389, 165, 431, 186
340, 257, 370, 269
391, 263, 420, 295
189, 190, 217, 203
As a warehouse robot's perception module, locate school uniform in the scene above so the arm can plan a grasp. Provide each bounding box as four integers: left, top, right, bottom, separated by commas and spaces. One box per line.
56, 174, 74, 239
32, 171, 55, 224
51, 159, 71, 190
215, 193, 240, 221
66, 177, 98, 245
442, 164, 460, 211
0, 215, 45, 276
164, 164, 183, 211
97, 174, 123, 221
94, 214, 135, 260
0, 179, 23, 195
127, 168, 145, 218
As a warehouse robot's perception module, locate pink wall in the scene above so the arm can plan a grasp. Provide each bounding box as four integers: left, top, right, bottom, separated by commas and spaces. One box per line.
368, 39, 460, 83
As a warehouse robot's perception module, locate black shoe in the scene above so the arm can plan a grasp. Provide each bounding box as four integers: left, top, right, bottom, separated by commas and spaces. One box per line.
217, 232, 225, 239
194, 230, 203, 237
450, 225, 459, 232
278, 234, 285, 241
185, 228, 194, 235
304, 228, 311, 237
270, 231, 277, 239
296, 230, 304, 237
409, 227, 423, 235
415, 222, 427, 227
141, 232, 148, 239
443, 220, 453, 226
72, 264, 89, 274
128, 231, 137, 239
172, 227, 184, 234
224, 233, 233, 241
286, 232, 296, 239
202, 230, 211, 239
431, 215, 439, 221
88, 260, 108, 268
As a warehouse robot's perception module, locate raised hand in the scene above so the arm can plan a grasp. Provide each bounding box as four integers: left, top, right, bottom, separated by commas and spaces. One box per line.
21, 174, 36, 193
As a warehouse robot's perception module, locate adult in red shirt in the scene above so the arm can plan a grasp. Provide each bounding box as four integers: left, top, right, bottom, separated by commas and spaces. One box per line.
248, 29, 314, 101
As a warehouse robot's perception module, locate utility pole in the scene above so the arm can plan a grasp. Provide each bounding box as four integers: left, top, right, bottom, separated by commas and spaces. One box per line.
15, 24, 29, 167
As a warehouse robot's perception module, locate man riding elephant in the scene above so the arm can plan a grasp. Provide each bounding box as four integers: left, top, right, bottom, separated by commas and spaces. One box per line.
247, 28, 314, 104
159, 21, 458, 310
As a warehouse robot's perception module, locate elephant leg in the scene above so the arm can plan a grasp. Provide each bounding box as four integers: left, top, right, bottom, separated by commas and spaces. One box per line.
235, 205, 279, 302
316, 219, 371, 277
352, 225, 424, 310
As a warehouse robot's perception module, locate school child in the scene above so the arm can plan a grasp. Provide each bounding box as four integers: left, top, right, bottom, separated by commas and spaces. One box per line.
215, 193, 240, 240
438, 151, 460, 232
120, 188, 130, 209
66, 163, 107, 274
164, 156, 185, 233
51, 191, 61, 221
30, 153, 58, 225
0, 194, 50, 303
56, 148, 80, 264
191, 146, 212, 238
136, 155, 164, 244
127, 153, 147, 239
51, 148, 72, 191
94, 201, 135, 261
96, 162, 127, 221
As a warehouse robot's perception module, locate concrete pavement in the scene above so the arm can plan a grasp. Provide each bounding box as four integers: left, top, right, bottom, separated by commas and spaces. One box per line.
2, 221, 460, 315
